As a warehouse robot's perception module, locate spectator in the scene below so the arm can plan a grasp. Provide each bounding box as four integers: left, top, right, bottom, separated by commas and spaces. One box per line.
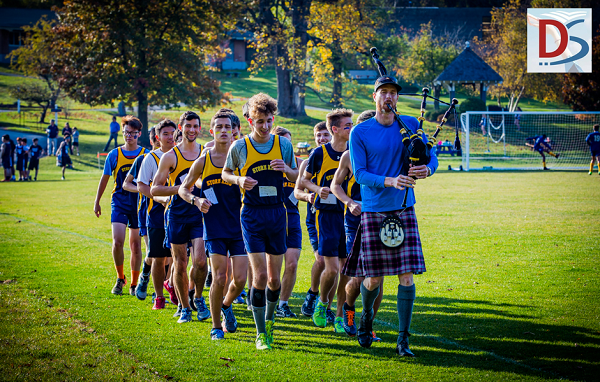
104, 116, 121, 151
8, 137, 16, 180
1, 134, 12, 182
46, 119, 59, 155
72, 127, 80, 156
63, 122, 73, 154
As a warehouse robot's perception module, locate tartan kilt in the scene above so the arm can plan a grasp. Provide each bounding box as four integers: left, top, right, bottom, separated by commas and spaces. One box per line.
342, 206, 426, 278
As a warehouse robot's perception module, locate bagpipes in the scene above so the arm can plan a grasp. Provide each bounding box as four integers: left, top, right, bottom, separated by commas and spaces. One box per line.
370, 47, 461, 207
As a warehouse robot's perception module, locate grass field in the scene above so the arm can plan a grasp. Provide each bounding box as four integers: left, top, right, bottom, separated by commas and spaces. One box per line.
0, 162, 599, 381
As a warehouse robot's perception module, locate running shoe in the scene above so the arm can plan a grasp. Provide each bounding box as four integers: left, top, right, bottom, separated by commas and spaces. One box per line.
301, 289, 317, 317
163, 280, 178, 305
343, 304, 357, 337
255, 333, 271, 350
333, 317, 345, 333
590, 171, 593, 175
326, 309, 335, 324
276, 303, 297, 318
221, 305, 238, 333
357, 309, 374, 348
265, 319, 275, 346
111, 277, 126, 295
195, 297, 211, 321
129, 285, 136, 296
173, 303, 182, 318
233, 294, 245, 304
177, 307, 193, 323
211, 328, 225, 340
312, 300, 328, 328
246, 295, 252, 311
372, 331, 382, 342
152, 296, 166, 310
205, 270, 212, 288
135, 274, 150, 300
396, 335, 415, 357
189, 291, 197, 312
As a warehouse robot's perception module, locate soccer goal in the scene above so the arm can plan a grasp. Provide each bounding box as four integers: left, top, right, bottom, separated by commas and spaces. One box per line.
459, 111, 600, 171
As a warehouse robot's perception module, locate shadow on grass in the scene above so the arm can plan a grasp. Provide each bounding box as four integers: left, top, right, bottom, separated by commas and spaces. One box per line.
368, 295, 600, 381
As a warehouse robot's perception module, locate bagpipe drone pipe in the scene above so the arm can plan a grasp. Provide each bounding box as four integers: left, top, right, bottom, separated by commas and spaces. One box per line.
370, 47, 461, 206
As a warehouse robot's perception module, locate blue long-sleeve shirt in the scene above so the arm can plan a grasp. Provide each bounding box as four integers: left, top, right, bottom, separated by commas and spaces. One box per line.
586, 132, 600, 152
349, 116, 438, 212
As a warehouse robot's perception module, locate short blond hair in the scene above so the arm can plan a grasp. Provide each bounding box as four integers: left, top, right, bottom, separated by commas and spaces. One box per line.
326, 108, 353, 133
248, 93, 277, 119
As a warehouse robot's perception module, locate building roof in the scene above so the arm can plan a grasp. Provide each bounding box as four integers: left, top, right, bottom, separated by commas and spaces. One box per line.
434, 44, 502, 84
388, 7, 492, 40
0, 8, 55, 31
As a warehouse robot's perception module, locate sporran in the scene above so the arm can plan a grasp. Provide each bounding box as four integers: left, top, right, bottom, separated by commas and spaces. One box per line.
379, 215, 404, 248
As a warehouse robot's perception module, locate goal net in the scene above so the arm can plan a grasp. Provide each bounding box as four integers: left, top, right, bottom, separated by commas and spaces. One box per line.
459, 111, 600, 171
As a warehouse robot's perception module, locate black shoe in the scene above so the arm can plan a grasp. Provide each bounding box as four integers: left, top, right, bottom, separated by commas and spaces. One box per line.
357, 310, 374, 348
189, 291, 197, 312
300, 289, 317, 317
396, 335, 415, 357
205, 270, 212, 288
276, 303, 297, 318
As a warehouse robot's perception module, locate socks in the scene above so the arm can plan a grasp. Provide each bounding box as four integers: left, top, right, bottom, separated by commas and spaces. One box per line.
344, 302, 355, 311
549, 151, 557, 158
591, 162, 595, 173
543, 160, 547, 168
266, 287, 281, 321
360, 282, 379, 316
251, 287, 266, 334
142, 260, 152, 275
308, 288, 318, 296
116, 264, 125, 280
131, 270, 140, 286
278, 300, 288, 308
222, 303, 230, 311
188, 288, 195, 301
397, 284, 416, 342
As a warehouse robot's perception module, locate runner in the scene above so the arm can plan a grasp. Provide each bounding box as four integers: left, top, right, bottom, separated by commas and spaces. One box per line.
137, 120, 177, 310
272, 126, 302, 319
222, 93, 298, 350
15, 138, 29, 181
28, 138, 43, 181
301, 109, 353, 329
122, 127, 160, 300
58, 134, 73, 180
298, 122, 333, 319
331, 109, 383, 340
1, 134, 12, 182
179, 111, 247, 340
93, 116, 148, 295
152, 111, 209, 323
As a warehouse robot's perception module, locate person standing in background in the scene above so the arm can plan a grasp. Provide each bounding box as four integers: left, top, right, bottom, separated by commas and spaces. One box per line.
46, 120, 59, 156
104, 116, 121, 152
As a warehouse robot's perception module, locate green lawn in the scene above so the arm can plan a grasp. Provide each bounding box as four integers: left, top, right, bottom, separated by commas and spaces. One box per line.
0, 161, 598, 381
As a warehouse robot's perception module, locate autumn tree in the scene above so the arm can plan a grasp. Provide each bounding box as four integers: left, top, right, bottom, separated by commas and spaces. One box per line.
308, 1, 375, 107
475, 0, 563, 111
243, 0, 311, 117
9, 18, 61, 123
50, 0, 237, 146
562, 34, 600, 111
391, 22, 460, 88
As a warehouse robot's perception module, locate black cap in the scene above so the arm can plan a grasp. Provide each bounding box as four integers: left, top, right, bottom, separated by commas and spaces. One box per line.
374, 75, 402, 93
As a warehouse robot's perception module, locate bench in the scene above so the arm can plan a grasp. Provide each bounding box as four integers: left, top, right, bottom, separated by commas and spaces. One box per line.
437, 144, 459, 156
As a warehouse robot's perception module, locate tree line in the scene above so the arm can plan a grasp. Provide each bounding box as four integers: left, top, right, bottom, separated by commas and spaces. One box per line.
8, 0, 597, 146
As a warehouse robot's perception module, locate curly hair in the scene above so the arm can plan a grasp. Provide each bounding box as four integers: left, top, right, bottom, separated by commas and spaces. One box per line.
178, 111, 201, 127
248, 93, 277, 120
121, 115, 143, 131
326, 108, 354, 133
356, 110, 376, 125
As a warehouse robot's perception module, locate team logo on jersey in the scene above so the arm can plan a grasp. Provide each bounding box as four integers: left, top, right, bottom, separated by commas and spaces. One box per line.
527, 8, 592, 73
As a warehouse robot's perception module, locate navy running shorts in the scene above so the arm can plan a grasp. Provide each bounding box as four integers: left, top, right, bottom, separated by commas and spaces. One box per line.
286, 213, 302, 249
316, 209, 346, 258
345, 212, 361, 256
306, 208, 318, 252
241, 205, 287, 255
28, 158, 39, 171
111, 205, 139, 229
591, 149, 600, 157
2, 157, 12, 169
205, 237, 247, 257
165, 219, 203, 245
148, 227, 171, 258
